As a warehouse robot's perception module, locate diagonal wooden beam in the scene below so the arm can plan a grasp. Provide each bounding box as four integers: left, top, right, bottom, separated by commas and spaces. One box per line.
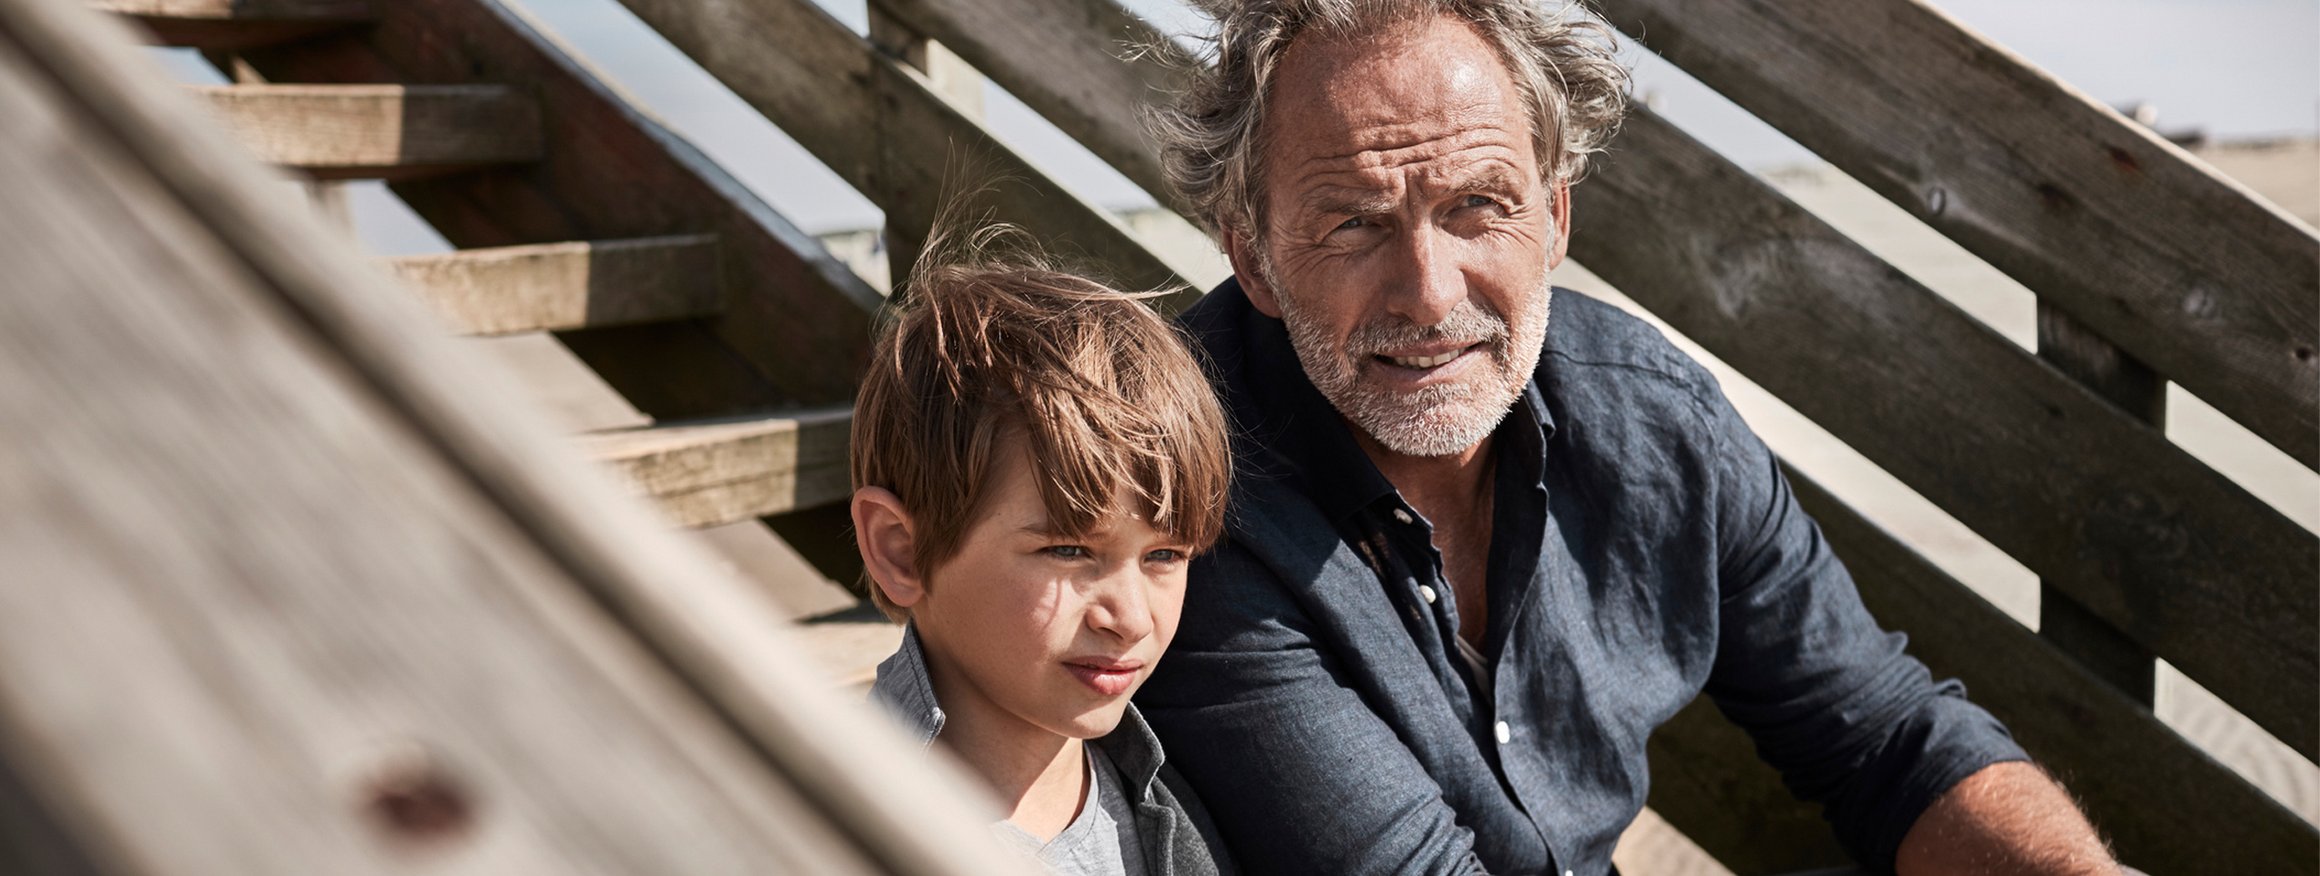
95, 0, 372, 50
1594, 0, 2320, 470
1569, 107, 2317, 761
603, 0, 1204, 310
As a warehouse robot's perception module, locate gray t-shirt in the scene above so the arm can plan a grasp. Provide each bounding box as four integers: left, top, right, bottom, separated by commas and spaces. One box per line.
991, 743, 1149, 876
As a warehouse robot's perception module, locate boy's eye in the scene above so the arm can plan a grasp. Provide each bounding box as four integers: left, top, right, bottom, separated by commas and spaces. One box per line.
1144, 548, 1188, 565
1043, 544, 1092, 560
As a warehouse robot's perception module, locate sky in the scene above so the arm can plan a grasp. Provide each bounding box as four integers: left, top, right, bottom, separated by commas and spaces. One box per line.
159, 0, 2320, 250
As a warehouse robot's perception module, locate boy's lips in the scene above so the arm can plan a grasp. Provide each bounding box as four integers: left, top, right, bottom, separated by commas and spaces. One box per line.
1063, 658, 1144, 696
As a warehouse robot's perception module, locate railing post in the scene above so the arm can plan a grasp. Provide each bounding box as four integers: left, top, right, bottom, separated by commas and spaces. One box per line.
2036, 303, 2161, 704
866, 5, 982, 295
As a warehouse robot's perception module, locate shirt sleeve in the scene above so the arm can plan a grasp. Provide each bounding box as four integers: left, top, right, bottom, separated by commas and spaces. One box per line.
1136, 542, 1492, 876
1700, 387, 2029, 868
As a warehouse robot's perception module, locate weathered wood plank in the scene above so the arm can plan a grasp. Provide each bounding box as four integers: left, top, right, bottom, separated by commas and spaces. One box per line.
602, 0, 1201, 309
223, 0, 885, 419
866, 0, 1192, 218
192, 83, 540, 179
1648, 463, 2320, 875
0, 1, 1023, 872
583, 408, 852, 529
385, 235, 724, 336
95, 0, 371, 50
1570, 107, 2317, 760
1595, 0, 2320, 469
2036, 303, 2161, 701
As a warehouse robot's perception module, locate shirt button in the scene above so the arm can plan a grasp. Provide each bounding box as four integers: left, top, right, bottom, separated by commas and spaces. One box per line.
1391, 507, 1415, 525
1418, 585, 1438, 604
1494, 721, 1512, 744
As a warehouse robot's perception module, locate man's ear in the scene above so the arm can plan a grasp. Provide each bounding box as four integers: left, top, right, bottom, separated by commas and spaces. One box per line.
1222, 227, 1284, 318
1547, 177, 1573, 270
851, 486, 927, 609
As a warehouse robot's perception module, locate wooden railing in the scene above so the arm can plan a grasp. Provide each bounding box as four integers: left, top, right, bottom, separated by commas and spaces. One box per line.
592, 0, 2320, 870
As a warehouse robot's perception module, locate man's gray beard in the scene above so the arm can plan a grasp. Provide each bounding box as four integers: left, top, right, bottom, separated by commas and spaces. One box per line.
1276, 277, 1553, 459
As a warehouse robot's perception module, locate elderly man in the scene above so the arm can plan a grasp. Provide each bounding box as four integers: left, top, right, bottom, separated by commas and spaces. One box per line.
1134, 0, 2124, 873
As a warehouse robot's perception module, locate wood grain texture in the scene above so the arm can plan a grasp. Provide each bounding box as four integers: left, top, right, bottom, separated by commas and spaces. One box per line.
0, 2, 1025, 872
192, 83, 540, 179
385, 236, 723, 336
1647, 462, 2320, 875
2036, 303, 2161, 701
582, 408, 852, 529
97, 0, 371, 50
221, 0, 886, 418
1570, 108, 2318, 761
603, 0, 1203, 310
1595, 0, 2320, 469
866, 0, 1193, 218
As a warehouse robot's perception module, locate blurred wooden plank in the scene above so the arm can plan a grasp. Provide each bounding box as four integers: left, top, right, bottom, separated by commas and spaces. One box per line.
866, 0, 1191, 218
602, 0, 1200, 309
1570, 108, 2317, 761
1596, 0, 2320, 470
222, 0, 884, 419
385, 236, 723, 336
95, 0, 371, 50
1648, 464, 2320, 876
0, 1, 1028, 872
193, 83, 539, 179
583, 408, 852, 529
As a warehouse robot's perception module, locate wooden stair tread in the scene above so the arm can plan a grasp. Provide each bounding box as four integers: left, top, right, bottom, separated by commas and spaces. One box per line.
582, 408, 853, 529
191, 83, 540, 180
789, 605, 902, 692
384, 235, 723, 336
97, 1, 373, 50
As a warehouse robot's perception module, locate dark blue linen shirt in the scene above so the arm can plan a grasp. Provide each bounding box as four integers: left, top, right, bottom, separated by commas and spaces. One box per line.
1137, 279, 2025, 876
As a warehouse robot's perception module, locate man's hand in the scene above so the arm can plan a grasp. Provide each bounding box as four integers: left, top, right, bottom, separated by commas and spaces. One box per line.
1895, 761, 2122, 875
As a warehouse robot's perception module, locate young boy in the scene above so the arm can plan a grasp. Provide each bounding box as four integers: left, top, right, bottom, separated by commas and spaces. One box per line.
850, 255, 1237, 875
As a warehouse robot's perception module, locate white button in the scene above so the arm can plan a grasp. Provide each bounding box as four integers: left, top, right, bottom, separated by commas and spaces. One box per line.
1494, 721, 1512, 744
1419, 585, 1438, 604
1392, 508, 1415, 525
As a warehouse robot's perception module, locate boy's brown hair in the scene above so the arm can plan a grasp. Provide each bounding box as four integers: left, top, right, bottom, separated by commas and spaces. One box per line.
850, 237, 1232, 619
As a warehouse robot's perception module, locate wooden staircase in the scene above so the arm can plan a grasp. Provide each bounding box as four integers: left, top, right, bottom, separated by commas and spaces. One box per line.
99, 0, 888, 672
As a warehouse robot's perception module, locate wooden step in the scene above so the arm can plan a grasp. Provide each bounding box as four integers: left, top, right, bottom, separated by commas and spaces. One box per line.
97, 1, 373, 51
191, 84, 540, 180
582, 409, 852, 529
384, 236, 723, 336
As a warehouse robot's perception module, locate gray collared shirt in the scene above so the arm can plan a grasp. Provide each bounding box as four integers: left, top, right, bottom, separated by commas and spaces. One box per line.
870, 625, 1235, 876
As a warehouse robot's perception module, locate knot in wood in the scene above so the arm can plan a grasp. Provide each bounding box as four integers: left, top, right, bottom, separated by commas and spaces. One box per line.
358, 745, 475, 847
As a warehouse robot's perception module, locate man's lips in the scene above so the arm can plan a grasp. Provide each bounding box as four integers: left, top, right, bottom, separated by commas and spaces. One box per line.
1063, 659, 1144, 696
1370, 342, 1484, 374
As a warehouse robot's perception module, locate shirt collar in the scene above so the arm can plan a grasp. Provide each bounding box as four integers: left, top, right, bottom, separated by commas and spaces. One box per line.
868, 622, 1170, 801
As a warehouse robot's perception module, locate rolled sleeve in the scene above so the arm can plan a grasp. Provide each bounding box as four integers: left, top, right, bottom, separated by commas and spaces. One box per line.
1701, 391, 2027, 867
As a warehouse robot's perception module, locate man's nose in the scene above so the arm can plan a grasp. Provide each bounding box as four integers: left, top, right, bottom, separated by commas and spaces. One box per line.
1385, 223, 1466, 326
1086, 569, 1156, 643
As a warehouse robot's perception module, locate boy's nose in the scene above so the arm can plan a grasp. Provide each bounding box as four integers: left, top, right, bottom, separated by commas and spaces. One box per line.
1086, 572, 1156, 643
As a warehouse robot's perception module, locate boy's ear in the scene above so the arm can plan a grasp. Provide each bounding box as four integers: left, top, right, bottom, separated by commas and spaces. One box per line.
1222, 228, 1283, 319
851, 487, 927, 608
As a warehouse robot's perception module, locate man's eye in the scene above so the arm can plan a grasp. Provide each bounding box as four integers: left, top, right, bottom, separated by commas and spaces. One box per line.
1335, 216, 1368, 231
1044, 545, 1091, 559
1460, 194, 1498, 210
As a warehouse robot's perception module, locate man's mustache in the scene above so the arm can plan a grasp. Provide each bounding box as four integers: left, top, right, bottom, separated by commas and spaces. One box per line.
1342, 303, 1510, 356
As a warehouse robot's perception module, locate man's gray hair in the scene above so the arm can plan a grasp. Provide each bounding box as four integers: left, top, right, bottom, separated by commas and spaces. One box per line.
1152, 0, 1630, 238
